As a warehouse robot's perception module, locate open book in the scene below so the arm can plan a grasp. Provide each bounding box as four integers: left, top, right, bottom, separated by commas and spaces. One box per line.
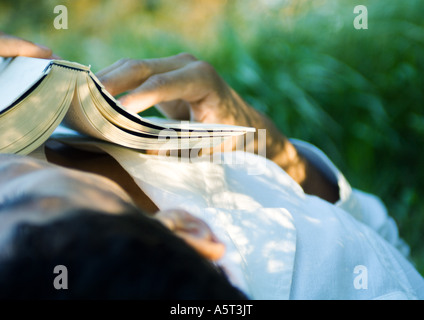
0, 57, 255, 155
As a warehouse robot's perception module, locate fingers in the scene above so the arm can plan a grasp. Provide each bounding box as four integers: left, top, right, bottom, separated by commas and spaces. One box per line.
155, 209, 225, 261
95, 58, 129, 78
96, 53, 197, 97
155, 100, 191, 120
118, 61, 219, 115
96, 59, 141, 96
0, 34, 53, 59
175, 230, 226, 262
97, 53, 231, 123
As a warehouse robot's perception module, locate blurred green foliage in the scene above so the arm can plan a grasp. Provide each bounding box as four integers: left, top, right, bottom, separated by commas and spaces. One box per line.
1, 0, 423, 274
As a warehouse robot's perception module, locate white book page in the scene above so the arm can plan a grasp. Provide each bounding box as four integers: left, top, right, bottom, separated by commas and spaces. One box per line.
143, 116, 256, 132
0, 57, 52, 113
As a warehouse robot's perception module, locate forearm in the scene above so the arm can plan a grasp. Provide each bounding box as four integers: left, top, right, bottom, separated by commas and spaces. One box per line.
96, 53, 340, 203
237, 102, 340, 203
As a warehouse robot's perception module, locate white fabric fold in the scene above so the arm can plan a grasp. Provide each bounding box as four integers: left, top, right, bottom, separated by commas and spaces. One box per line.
290, 139, 410, 257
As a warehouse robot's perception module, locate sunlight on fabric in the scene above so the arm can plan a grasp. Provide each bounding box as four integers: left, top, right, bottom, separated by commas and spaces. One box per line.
203, 207, 297, 300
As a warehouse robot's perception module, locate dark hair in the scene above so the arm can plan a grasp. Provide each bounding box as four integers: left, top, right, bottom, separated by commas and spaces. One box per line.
0, 209, 246, 300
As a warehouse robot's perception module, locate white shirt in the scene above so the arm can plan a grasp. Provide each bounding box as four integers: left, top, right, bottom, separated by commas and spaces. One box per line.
47, 137, 423, 300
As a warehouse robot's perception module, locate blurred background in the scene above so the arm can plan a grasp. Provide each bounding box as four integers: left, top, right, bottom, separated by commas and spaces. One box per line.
1, 0, 423, 274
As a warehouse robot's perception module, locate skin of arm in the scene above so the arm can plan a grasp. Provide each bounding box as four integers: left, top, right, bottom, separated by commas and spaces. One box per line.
97, 54, 340, 203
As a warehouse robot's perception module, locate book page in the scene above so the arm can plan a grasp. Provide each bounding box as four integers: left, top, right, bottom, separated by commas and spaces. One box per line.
0, 57, 52, 113
88, 71, 255, 135
143, 116, 256, 132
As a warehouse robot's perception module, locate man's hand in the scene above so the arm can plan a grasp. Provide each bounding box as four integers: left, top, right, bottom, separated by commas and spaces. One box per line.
97, 53, 339, 203
96, 53, 289, 159
0, 32, 53, 59
154, 209, 225, 261
96, 53, 258, 126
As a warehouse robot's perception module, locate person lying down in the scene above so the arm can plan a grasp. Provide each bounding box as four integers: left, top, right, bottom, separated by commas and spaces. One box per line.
1, 138, 423, 300
0, 152, 246, 299
0, 33, 423, 299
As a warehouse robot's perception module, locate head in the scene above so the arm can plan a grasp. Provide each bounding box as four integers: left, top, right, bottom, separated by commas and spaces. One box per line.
0, 154, 245, 299
0, 207, 246, 299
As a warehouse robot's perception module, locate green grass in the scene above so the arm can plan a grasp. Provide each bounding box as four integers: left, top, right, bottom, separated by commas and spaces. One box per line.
2, 0, 423, 274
